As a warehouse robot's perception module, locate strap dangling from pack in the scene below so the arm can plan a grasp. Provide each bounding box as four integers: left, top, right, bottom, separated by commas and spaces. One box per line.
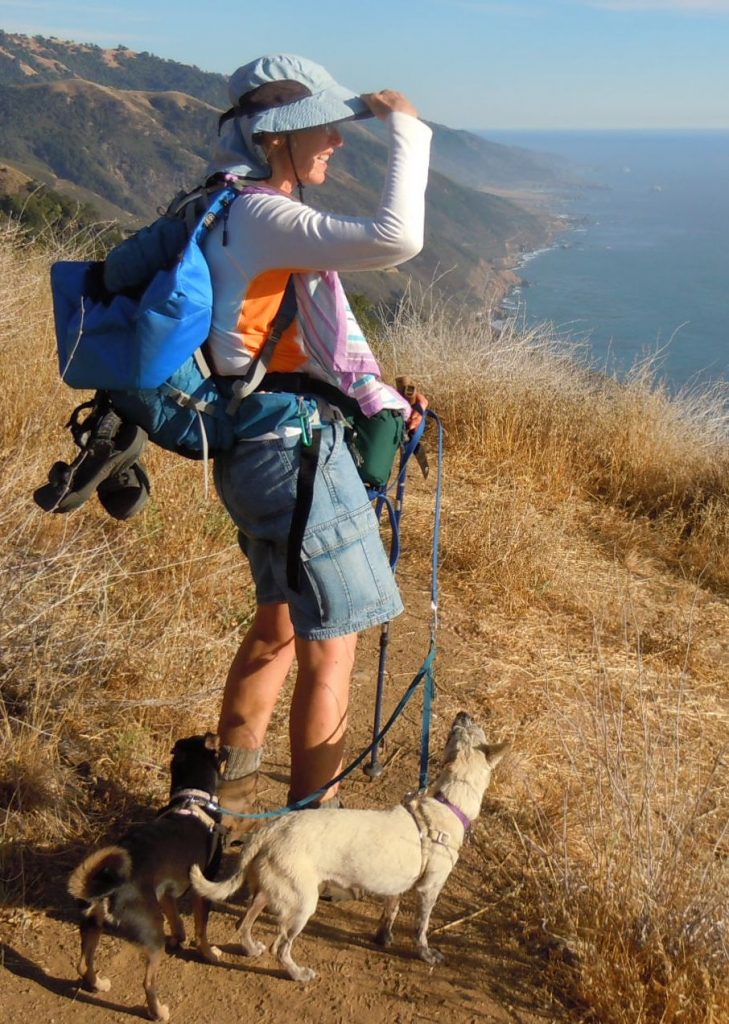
286, 428, 322, 592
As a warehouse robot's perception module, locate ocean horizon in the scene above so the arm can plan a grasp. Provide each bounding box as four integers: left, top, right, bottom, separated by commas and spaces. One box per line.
481, 129, 729, 391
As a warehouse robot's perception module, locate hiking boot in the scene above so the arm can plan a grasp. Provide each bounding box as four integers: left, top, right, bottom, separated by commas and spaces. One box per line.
320, 881, 363, 903
296, 794, 343, 810
218, 746, 262, 849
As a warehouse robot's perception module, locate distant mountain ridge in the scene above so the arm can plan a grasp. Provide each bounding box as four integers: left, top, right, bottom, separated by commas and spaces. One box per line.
0, 31, 227, 104
0, 31, 561, 308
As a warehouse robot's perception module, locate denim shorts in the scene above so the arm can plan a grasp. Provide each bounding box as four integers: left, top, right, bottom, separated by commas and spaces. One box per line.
213, 420, 403, 640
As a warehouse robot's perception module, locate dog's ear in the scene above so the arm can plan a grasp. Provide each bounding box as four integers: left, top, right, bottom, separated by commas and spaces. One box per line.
480, 740, 510, 767
203, 733, 220, 754
204, 733, 227, 772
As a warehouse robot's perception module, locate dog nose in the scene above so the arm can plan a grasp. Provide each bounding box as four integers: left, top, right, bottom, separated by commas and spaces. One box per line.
454, 711, 472, 727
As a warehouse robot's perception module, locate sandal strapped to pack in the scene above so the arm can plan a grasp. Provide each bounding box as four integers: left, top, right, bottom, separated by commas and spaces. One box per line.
33, 399, 148, 514
97, 461, 151, 520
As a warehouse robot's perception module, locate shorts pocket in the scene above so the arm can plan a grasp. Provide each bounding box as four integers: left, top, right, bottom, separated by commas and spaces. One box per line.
299, 503, 398, 629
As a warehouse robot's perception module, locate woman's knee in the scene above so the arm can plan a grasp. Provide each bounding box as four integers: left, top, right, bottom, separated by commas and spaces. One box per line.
251, 602, 296, 646
294, 631, 357, 676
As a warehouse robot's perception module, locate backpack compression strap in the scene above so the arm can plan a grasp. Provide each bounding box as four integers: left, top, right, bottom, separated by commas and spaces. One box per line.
286, 428, 322, 592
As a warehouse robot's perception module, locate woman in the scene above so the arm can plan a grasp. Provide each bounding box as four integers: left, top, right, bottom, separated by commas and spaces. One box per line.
203, 54, 431, 828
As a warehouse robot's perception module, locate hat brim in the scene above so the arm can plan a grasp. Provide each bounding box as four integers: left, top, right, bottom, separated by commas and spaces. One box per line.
251, 87, 373, 134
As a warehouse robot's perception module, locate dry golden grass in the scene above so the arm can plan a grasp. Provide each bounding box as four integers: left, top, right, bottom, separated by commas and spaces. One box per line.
378, 296, 729, 600
381, 292, 728, 1021
1, 229, 727, 1022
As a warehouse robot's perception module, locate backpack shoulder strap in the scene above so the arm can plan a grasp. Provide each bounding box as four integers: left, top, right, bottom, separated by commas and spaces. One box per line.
192, 185, 241, 240
225, 276, 298, 415
103, 184, 243, 296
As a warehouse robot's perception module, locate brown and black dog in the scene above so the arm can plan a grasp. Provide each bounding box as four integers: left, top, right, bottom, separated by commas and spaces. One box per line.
68, 733, 226, 1021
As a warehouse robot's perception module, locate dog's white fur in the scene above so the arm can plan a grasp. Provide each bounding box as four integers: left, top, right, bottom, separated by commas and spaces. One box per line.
191, 712, 508, 981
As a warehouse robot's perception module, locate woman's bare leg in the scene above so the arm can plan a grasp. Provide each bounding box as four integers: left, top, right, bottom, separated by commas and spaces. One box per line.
217, 602, 296, 750
218, 606, 357, 805
288, 631, 357, 803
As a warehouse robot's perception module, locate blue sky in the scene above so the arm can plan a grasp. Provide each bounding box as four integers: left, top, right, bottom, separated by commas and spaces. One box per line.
2, 1, 728, 129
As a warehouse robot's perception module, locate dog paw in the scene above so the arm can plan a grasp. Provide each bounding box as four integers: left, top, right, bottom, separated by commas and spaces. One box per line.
241, 940, 266, 957
149, 1005, 169, 1022
374, 926, 393, 947
92, 975, 111, 993
289, 966, 317, 983
418, 946, 444, 965
199, 944, 222, 963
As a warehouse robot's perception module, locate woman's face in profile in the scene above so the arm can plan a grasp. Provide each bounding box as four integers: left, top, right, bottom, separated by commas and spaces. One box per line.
270, 124, 344, 190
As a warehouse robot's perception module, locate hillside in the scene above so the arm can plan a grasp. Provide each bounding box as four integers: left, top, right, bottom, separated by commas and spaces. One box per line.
365, 116, 568, 191
0, 31, 562, 309
0, 77, 218, 218
0, 31, 565, 192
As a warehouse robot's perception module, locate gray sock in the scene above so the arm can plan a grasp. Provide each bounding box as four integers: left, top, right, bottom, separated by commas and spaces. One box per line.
221, 745, 263, 781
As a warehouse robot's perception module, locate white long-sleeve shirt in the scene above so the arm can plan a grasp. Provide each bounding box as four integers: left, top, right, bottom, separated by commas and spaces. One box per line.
203, 112, 432, 377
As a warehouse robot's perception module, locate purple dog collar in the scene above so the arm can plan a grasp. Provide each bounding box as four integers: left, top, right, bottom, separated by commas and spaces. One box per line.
434, 793, 472, 832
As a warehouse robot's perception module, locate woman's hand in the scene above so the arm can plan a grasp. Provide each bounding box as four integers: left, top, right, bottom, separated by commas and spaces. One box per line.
361, 90, 419, 120
407, 392, 428, 433
395, 374, 427, 433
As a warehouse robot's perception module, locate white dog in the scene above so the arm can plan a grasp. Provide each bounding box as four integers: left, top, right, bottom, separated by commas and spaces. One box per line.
191, 711, 508, 981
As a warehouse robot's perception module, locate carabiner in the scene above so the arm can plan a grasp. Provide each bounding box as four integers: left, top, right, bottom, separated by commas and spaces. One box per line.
298, 397, 313, 447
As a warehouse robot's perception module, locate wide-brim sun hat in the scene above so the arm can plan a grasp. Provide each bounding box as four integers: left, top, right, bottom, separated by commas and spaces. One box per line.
222, 54, 372, 135
209, 53, 372, 179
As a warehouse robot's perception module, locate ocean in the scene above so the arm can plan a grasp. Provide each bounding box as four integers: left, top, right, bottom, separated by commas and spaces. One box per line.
482, 130, 729, 390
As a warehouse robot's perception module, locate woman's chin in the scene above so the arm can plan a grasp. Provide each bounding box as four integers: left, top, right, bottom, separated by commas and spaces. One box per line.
308, 166, 329, 186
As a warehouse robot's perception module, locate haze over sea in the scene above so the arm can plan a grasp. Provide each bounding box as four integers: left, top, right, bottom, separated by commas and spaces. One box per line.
484, 130, 729, 391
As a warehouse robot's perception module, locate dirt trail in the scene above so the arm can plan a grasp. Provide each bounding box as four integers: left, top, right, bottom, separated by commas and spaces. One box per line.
0, 572, 554, 1024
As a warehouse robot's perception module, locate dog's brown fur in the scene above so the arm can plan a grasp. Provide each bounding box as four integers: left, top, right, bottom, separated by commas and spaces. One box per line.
68, 733, 225, 1021
191, 712, 508, 981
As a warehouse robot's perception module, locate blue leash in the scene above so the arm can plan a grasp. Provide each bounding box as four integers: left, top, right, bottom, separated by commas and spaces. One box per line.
416, 410, 443, 790
214, 408, 444, 821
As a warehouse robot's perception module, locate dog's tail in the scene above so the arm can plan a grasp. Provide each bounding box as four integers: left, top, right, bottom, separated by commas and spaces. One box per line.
190, 837, 259, 902
68, 846, 132, 902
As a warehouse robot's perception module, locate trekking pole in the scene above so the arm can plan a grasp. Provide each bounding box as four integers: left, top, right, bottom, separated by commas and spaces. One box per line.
362, 622, 391, 779
364, 402, 430, 779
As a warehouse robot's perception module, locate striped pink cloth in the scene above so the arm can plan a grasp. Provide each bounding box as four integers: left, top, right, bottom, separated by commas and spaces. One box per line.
293, 270, 410, 418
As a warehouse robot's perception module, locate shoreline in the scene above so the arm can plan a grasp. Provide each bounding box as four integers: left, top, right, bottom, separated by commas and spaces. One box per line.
483, 177, 594, 326
489, 204, 575, 325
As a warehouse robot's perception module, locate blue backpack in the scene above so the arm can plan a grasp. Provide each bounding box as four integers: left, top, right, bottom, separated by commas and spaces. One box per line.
42, 184, 411, 545
50, 185, 301, 459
